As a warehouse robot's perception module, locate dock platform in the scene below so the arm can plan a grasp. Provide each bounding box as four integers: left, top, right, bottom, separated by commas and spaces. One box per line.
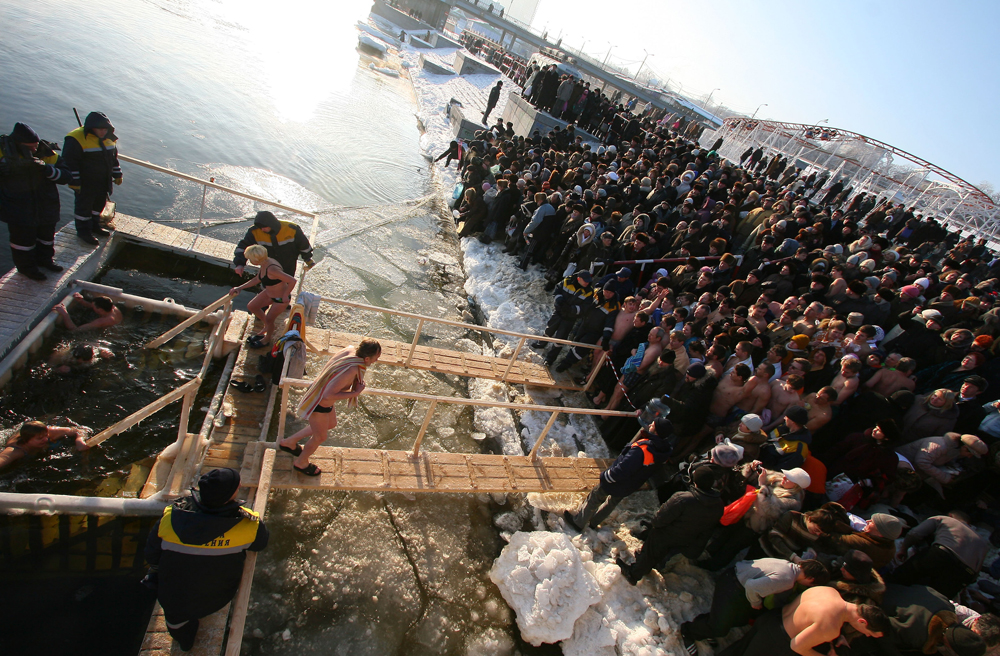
239, 442, 609, 494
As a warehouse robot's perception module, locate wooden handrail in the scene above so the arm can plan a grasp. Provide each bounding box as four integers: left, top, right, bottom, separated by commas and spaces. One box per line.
85, 378, 202, 447
146, 293, 231, 349
280, 379, 634, 417
119, 155, 317, 219
319, 297, 603, 350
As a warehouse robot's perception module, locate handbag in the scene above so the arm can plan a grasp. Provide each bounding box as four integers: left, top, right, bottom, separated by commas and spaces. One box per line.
721, 486, 758, 526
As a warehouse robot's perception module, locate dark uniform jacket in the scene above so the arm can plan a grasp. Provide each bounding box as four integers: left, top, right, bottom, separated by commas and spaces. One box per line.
600, 435, 673, 496
233, 213, 313, 275
146, 496, 268, 621
63, 114, 121, 193
0, 137, 71, 226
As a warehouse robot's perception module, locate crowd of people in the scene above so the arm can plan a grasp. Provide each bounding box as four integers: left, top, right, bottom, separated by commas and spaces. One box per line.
446, 96, 1000, 656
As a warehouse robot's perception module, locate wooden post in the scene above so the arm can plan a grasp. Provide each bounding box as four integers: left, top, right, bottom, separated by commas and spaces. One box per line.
224, 446, 275, 656
411, 400, 438, 457
277, 381, 290, 443
145, 293, 231, 349
582, 350, 606, 392
404, 319, 424, 366
528, 411, 560, 461
500, 336, 525, 382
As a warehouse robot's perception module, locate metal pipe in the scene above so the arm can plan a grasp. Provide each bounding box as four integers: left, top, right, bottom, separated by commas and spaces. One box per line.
0, 492, 167, 516
74, 280, 222, 320
191, 177, 214, 250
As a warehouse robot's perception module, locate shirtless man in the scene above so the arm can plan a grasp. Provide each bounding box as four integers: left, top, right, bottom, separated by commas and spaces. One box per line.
709, 364, 751, 426
725, 586, 887, 656
588, 296, 641, 380
842, 325, 876, 360
604, 328, 665, 410
829, 357, 862, 405
740, 363, 774, 415
0, 421, 90, 470
865, 355, 916, 396
48, 342, 114, 374
803, 386, 837, 432
793, 302, 824, 337
766, 374, 805, 429
52, 293, 123, 332
724, 341, 754, 374
748, 303, 770, 334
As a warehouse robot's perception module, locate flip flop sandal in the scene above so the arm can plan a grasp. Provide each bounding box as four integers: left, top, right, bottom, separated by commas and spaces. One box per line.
253, 374, 267, 393
278, 444, 303, 457
293, 463, 322, 477
247, 335, 266, 349
230, 380, 254, 393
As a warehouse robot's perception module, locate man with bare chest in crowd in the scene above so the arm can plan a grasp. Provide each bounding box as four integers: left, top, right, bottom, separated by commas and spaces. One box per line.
865, 354, 916, 396
829, 356, 862, 405
803, 386, 837, 432
709, 364, 751, 425
740, 362, 774, 415
766, 374, 805, 428
610, 296, 640, 344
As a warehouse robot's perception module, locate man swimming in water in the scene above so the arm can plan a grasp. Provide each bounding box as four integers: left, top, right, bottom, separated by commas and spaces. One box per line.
48, 342, 114, 374
52, 292, 123, 331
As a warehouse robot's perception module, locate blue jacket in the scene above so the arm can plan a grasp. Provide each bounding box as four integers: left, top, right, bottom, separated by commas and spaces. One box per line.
600, 435, 673, 497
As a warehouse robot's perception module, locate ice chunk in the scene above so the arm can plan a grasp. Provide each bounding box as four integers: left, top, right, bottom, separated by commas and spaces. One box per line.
489, 531, 601, 646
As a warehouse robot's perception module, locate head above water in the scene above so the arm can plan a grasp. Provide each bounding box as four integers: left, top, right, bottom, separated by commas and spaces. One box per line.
12, 420, 48, 447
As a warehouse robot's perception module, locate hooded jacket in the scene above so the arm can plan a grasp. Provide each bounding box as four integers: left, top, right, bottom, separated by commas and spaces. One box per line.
0, 124, 72, 225
63, 112, 121, 193
647, 485, 725, 558
233, 211, 314, 274
146, 495, 268, 620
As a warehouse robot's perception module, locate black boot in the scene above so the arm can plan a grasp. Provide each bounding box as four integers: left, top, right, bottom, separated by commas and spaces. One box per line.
39, 261, 64, 272
92, 218, 110, 237
76, 219, 98, 245
166, 617, 199, 652
11, 248, 46, 280
545, 347, 561, 367
18, 268, 46, 281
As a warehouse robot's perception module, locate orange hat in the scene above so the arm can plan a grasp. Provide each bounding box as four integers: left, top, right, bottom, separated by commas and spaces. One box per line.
974, 335, 994, 348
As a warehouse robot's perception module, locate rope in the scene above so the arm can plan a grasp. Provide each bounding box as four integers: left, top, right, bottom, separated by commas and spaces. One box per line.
600, 348, 642, 411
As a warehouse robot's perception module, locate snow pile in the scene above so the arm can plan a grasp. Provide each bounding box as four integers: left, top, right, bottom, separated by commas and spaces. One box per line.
489, 531, 602, 646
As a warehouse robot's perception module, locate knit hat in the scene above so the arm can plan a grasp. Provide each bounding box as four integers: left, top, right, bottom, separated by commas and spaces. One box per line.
652, 417, 674, 439
10, 122, 40, 144
687, 363, 707, 379
842, 550, 874, 583
945, 626, 986, 656
847, 253, 865, 267
871, 513, 903, 540
847, 312, 864, 327
781, 467, 811, 489
740, 414, 763, 432
915, 277, 931, 289
860, 259, 876, 271
710, 444, 741, 467
901, 285, 922, 299
723, 438, 745, 461
920, 309, 944, 322
787, 335, 811, 353
196, 468, 241, 508
864, 276, 881, 289
785, 405, 809, 427
974, 335, 994, 348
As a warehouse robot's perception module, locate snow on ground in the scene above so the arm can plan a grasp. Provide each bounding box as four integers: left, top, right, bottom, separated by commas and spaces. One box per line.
399, 35, 709, 656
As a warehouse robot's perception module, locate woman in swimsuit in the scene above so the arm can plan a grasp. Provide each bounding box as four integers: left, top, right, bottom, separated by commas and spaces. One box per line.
0, 420, 90, 470
229, 244, 297, 347
278, 339, 381, 476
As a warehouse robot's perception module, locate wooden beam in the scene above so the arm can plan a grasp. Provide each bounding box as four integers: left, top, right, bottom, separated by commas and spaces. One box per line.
146, 294, 230, 349
85, 378, 201, 447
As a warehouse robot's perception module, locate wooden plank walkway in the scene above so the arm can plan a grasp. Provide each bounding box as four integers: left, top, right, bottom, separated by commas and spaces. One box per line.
114, 214, 236, 267
309, 327, 569, 389
0, 221, 113, 360
239, 442, 609, 493
140, 602, 230, 656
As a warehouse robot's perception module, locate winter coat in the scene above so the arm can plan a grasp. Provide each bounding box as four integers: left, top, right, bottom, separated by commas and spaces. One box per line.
233, 213, 313, 274
0, 135, 71, 226
145, 496, 268, 621
63, 111, 121, 194
647, 486, 725, 558
884, 313, 945, 370
600, 435, 673, 496
896, 434, 962, 485
821, 430, 899, 484
831, 569, 886, 606
743, 471, 804, 534
664, 374, 718, 437
760, 511, 821, 560
900, 397, 959, 442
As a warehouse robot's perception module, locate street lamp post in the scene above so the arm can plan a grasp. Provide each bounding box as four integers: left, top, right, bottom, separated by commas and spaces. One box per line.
817, 118, 829, 126
752, 103, 768, 119
635, 49, 651, 81
602, 43, 615, 69
705, 87, 720, 107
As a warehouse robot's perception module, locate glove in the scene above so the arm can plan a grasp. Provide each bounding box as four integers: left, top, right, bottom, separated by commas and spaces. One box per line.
69, 185, 80, 191
601, 337, 611, 351
140, 567, 159, 592
304, 259, 315, 270
554, 296, 566, 309
113, 176, 123, 185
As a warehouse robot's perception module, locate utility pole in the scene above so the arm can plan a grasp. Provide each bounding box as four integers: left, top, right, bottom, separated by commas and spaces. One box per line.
752, 103, 768, 119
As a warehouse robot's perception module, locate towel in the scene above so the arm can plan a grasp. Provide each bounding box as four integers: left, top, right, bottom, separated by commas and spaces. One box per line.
296, 346, 366, 418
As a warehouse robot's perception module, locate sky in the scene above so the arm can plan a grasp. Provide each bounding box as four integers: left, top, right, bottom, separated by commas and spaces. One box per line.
523, 0, 1000, 192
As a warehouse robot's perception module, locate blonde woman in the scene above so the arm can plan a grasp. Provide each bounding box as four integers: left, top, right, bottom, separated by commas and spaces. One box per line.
229, 244, 296, 348
900, 388, 959, 440
278, 339, 381, 476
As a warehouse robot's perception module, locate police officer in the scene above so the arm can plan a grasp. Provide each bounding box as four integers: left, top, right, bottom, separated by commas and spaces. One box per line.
233, 210, 315, 277
531, 269, 595, 366
144, 468, 268, 651
0, 123, 72, 280
63, 112, 122, 245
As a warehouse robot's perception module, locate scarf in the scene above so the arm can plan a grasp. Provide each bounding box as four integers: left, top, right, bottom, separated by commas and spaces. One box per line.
296, 347, 366, 419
